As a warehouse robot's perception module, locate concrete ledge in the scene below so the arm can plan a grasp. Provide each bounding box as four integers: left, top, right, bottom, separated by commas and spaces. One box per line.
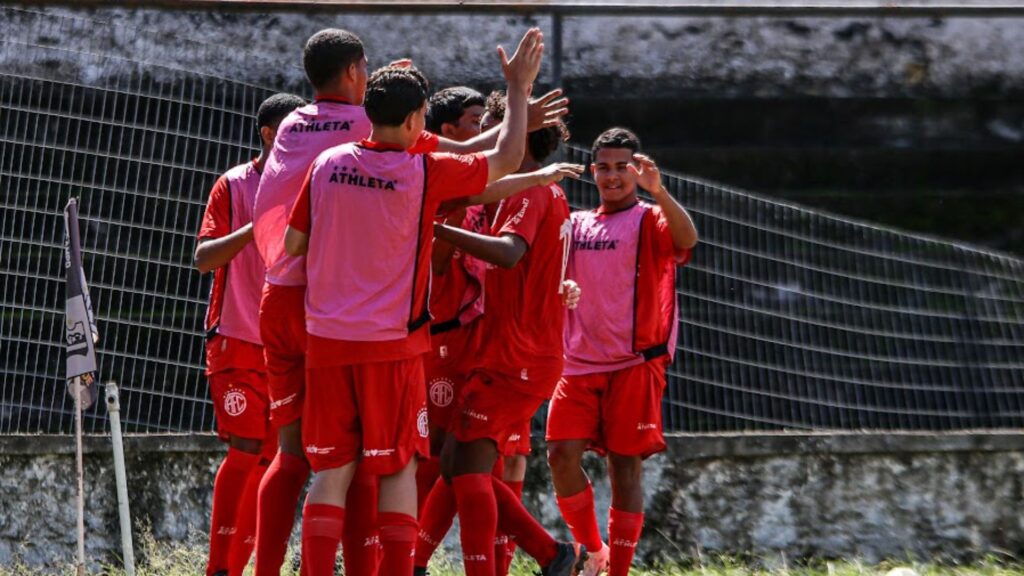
4, 430, 1024, 457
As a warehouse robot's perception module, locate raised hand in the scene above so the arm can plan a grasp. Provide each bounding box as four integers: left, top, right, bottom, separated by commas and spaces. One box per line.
499, 28, 545, 91
388, 58, 413, 68
535, 163, 585, 186
527, 88, 569, 132
628, 153, 664, 194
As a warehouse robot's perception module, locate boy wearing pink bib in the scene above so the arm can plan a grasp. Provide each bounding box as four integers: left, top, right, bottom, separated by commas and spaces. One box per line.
195, 93, 306, 576
282, 29, 549, 576
547, 128, 698, 576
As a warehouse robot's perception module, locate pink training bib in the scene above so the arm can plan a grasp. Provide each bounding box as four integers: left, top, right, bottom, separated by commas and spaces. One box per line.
564, 202, 655, 375
253, 99, 371, 286
214, 161, 265, 346
304, 143, 430, 341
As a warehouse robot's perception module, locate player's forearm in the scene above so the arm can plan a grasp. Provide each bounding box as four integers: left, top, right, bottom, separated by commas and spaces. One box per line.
437, 125, 500, 154
485, 85, 529, 183
431, 237, 459, 276
284, 226, 309, 256
433, 224, 523, 269
194, 223, 254, 274
651, 185, 699, 250
464, 171, 540, 206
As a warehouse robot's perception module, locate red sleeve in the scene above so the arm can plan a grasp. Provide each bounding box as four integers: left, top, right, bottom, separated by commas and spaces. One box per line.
198, 176, 231, 240
424, 152, 489, 203
494, 187, 550, 248
287, 165, 315, 234
408, 131, 440, 154
648, 205, 692, 265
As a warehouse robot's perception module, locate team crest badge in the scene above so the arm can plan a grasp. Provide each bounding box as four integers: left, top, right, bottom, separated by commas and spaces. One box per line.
417, 407, 429, 438
429, 378, 455, 407
224, 390, 247, 417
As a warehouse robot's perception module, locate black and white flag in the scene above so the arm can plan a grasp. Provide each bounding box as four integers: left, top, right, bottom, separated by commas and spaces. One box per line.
64, 198, 99, 409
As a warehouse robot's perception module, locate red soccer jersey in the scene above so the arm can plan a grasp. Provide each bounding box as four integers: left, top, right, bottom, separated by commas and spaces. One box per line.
477, 183, 571, 397
288, 140, 489, 367
197, 164, 265, 374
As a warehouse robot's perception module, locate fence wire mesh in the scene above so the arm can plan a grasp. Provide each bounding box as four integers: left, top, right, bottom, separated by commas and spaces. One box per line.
3, 7, 1024, 435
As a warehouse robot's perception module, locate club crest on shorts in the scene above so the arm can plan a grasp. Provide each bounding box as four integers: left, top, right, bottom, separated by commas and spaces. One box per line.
224, 389, 247, 417
417, 407, 429, 438
429, 377, 455, 407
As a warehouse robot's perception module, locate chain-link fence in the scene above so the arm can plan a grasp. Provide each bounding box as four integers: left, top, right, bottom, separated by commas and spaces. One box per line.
2, 7, 1023, 435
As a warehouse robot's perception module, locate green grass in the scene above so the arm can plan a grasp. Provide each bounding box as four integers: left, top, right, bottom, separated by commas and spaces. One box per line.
3, 533, 1024, 576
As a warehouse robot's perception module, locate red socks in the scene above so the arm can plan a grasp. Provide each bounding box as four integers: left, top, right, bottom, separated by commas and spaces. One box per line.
379, 512, 418, 575
414, 477, 457, 569
497, 479, 524, 575
207, 448, 260, 576
608, 507, 644, 576
226, 461, 268, 576
254, 452, 309, 576
301, 503, 345, 576
342, 469, 381, 576
493, 476, 557, 567
415, 457, 441, 515
452, 473, 497, 576
556, 483, 603, 552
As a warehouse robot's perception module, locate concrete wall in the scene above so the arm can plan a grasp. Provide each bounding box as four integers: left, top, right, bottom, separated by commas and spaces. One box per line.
4, 433, 1024, 571
7, 5, 1024, 98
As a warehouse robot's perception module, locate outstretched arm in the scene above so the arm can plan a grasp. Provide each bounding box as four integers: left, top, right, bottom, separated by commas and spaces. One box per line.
452, 163, 583, 208
433, 225, 527, 269
194, 223, 254, 274
436, 89, 570, 154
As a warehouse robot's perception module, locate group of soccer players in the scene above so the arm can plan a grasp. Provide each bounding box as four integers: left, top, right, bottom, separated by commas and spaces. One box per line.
195, 24, 698, 576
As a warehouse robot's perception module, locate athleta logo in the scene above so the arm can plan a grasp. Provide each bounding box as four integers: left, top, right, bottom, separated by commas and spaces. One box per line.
305, 445, 335, 455
637, 423, 657, 431
429, 378, 455, 408
289, 120, 353, 133
613, 539, 638, 548
465, 554, 489, 562
269, 392, 297, 410
223, 390, 247, 417
418, 530, 440, 547
363, 448, 397, 457
329, 165, 397, 190
573, 238, 619, 251
464, 409, 489, 421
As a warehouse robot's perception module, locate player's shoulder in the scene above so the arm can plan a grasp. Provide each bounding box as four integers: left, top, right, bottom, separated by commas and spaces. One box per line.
222, 160, 259, 183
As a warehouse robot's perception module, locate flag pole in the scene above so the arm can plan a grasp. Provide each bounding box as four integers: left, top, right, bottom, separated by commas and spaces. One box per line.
105, 381, 136, 576
74, 377, 87, 576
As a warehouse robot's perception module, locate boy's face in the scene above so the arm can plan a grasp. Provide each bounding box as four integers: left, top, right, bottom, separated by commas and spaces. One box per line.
480, 111, 500, 132
352, 56, 369, 104
444, 104, 485, 142
592, 147, 638, 204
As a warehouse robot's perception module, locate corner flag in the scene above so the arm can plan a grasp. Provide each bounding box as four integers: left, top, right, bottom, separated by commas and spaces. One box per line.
64, 198, 99, 409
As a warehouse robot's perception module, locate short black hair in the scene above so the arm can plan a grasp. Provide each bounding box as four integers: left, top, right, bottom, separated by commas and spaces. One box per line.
484, 90, 569, 163
303, 29, 364, 90
426, 86, 486, 133
256, 93, 306, 130
591, 127, 641, 159
364, 66, 430, 127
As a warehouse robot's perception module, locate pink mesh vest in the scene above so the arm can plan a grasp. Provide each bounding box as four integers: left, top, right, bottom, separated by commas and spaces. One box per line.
304, 143, 431, 341
253, 99, 371, 286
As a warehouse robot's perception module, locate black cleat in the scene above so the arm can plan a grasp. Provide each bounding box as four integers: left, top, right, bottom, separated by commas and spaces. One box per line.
541, 542, 588, 576
413, 567, 429, 576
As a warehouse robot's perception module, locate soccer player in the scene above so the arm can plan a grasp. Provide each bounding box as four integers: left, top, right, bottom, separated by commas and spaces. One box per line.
547, 128, 698, 576
282, 28, 549, 576
431, 95, 587, 576
415, 90, 582, 576
251, 28, 568, 575
417, 85, 489, 510
194, 92, 306, 576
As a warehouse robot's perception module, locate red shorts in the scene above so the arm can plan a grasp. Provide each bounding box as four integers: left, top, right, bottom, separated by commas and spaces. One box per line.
546, 359, 669, 459
209, 368, 273, 451
453, 370, 547, 456
424, 346, 470, 432
303, 355, 429, 475
503, 418, 533, 457
259, 283, 307, 427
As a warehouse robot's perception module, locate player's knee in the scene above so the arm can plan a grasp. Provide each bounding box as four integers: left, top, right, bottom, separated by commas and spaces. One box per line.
230, 435, 264, 455
547, 441, 583, 475
278, 421, 304, 456
608, 453, 643, 487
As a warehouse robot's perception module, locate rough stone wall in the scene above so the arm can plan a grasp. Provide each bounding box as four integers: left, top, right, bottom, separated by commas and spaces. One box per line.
6, 5, 1024, 98
4, 434, 1024, 571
